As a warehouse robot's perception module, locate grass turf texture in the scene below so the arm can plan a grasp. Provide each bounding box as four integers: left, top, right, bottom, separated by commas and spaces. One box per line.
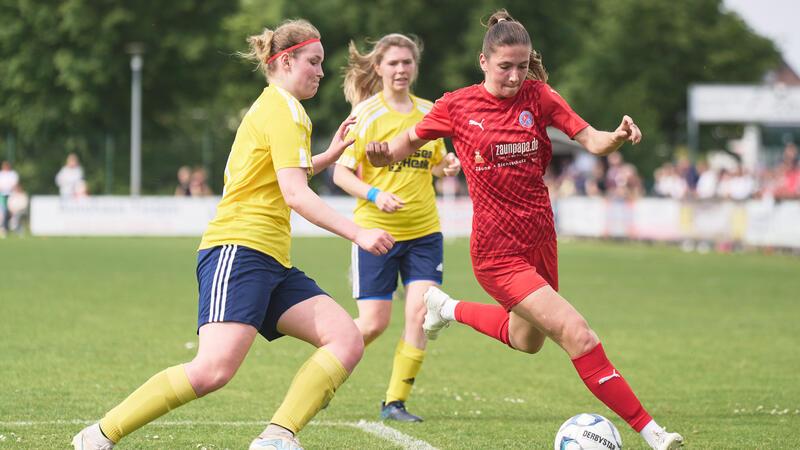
1, 237, 798, 449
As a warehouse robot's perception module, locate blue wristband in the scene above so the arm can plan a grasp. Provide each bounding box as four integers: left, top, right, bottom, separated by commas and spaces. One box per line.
366, 187, 380, 203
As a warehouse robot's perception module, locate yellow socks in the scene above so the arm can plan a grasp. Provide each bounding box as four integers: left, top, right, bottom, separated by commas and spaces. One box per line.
270, 347, 349, 433
385, 339, 425, 404
99, 365, 197, 443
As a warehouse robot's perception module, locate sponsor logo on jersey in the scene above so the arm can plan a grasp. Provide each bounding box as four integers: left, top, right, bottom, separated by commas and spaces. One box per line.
494, 139, 538, 158
388, 148, 434, 172
518, 110, 534, 128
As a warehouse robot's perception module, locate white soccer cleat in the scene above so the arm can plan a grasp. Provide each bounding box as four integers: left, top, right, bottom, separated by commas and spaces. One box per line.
653, 430, 684, 450
249, 434, 304, 450
71, 423, 115, 450
423, 286, 452, 340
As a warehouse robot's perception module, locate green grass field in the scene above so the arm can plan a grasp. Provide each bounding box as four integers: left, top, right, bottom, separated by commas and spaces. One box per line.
1, 237, 798, 449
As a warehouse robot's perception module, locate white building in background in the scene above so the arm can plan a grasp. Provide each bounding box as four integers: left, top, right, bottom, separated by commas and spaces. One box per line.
687, 82, 800, 171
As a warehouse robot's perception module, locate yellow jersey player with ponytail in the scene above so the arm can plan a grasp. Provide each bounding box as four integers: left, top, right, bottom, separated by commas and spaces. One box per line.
72, 19, 394, 450
334, 33, 461, 422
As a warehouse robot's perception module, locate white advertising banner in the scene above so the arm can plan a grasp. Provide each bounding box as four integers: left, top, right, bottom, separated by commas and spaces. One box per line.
630, 198, 682, 240
29, 195, 800, 248
689, 84, 800, 124
556, 197, 607, 237
30, 196, 472, 238
30, 196, 219, 236
744, 200, 800, 248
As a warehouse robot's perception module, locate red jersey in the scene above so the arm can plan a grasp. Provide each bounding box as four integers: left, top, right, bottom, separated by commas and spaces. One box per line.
416, 80, 588, 257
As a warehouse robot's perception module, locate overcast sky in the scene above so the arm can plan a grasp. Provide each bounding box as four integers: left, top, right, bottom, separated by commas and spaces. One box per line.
723, 0, 800, 73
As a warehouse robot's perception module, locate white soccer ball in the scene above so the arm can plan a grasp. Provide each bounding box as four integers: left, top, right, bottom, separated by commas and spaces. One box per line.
554, 413, 623, 450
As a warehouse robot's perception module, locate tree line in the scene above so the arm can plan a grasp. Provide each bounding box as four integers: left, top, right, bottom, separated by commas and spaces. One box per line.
0, 0, 779, 194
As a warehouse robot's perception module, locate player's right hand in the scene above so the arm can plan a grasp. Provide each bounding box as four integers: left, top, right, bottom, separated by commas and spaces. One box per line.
376, 191, 404, 213
355, 228, 395, 255
366, 141, 392, 167
326, 115, 357, 158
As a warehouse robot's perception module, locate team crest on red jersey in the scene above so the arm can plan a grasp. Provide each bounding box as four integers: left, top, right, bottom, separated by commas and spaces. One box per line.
518, 110, 534, 128
474, 150, 485, 164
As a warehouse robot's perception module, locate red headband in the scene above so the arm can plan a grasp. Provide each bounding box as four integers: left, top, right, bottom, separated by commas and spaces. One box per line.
267, 38, 321, 64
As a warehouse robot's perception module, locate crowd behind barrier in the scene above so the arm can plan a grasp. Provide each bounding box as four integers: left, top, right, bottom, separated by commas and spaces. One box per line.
11, 140, 800, 251
547, 142, 800, 203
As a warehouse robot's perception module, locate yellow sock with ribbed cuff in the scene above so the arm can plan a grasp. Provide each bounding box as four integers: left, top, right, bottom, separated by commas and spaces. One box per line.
99, 365, 197, 443
270, 347, 349, 433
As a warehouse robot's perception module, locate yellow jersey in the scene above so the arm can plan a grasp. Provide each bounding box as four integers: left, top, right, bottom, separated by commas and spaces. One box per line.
200, 85, 313, 268
337, 92, 447, 241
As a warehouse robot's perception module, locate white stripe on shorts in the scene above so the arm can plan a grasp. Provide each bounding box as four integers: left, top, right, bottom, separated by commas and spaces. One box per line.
208, 245, 229, 322
210, 245, 235, 322
218, 244, 237, 321
351, 243, 359, 298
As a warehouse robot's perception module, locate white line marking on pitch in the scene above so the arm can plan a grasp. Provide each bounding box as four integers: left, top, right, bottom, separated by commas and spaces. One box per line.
0, 419, 439, 450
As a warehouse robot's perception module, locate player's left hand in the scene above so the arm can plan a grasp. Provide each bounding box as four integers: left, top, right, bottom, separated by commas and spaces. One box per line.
326, 115, 357, 157
613, 115, 642, 145
442, 153, 461, 177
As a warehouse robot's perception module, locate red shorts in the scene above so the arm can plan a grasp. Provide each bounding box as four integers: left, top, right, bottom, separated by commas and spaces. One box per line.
471, 240, 558, 311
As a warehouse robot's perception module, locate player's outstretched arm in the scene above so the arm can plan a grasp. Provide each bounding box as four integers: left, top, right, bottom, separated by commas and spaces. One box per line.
311, 116, 357, 174
366, 127, 429, 167
574, 115, 642, 157
277, 167, 394, 255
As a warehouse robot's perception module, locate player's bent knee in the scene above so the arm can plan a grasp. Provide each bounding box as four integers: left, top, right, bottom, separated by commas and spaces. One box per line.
327, 326, 365, 371
564, 319, 599, 356
360, 320, 389, 343
186, 362, 237, 396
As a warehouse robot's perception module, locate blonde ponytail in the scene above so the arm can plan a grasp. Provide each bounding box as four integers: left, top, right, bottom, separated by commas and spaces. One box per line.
343, 41, 383, 106
241, 28, 276, 76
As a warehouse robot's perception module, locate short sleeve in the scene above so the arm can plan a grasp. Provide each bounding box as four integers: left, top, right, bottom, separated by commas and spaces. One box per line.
415, 94, 455, 140
540, 84, 589, 138
429, 138, 447, 166
265, 104, 312, 173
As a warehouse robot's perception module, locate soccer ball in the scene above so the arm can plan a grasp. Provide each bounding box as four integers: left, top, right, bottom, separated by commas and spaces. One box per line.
554, 413, 623, 450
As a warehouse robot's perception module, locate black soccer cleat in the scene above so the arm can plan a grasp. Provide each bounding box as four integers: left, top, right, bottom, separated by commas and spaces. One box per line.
380, 401, 423, 422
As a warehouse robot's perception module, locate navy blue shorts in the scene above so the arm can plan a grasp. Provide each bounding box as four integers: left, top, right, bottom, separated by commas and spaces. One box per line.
196, 244, 327, 340
351, 232, 443, 300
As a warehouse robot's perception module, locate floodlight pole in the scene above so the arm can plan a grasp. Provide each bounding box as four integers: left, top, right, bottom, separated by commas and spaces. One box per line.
128, 43, 144, 196
687, 85, 698, 162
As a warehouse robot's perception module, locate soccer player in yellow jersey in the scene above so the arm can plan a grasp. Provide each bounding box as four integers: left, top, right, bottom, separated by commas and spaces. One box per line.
72, 20, 394, 450
334, 34, 461, 422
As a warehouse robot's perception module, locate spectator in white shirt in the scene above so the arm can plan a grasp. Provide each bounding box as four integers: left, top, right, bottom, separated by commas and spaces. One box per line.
55, 153, 85, 198
695, 161, 718, 199
0, 160, 20, 233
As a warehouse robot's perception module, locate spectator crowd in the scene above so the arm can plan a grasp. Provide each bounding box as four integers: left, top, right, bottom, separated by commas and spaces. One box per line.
546, 142, 800, 202
1, 141, 799, 237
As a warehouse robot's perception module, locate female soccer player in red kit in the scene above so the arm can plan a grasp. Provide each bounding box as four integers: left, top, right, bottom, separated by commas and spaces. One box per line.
366, 9, 684, 450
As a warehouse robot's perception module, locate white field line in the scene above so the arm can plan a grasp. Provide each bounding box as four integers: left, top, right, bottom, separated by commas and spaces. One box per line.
0, 419, 439, 450
351, 420, 438, 450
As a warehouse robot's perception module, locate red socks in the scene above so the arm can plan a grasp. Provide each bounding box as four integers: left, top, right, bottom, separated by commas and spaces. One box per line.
454, 302, 512, 347
572, 343, 652, 431
455, 302, 652, 432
